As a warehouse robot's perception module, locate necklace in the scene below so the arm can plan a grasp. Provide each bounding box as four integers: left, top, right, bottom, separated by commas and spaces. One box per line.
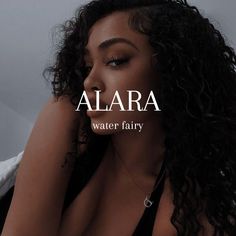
112, 144, 166, 208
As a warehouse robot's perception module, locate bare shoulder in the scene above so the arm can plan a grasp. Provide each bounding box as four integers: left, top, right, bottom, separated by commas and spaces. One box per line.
1, 95, 81, 236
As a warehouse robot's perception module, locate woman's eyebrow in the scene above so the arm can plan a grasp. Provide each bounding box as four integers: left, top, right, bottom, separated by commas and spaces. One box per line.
84, 37, 139, 55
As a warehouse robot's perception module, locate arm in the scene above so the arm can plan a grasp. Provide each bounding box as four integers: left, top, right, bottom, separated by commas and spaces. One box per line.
2, 95, 81, 236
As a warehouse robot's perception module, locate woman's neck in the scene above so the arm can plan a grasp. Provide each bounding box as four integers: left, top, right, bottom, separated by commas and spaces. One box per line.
108, 115, 166, 181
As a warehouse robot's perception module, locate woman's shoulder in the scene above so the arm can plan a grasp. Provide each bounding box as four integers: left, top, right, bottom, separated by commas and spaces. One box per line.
1, 95, 81, 236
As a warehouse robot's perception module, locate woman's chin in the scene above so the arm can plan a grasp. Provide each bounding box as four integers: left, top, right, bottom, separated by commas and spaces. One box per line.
91, 127, 116, 135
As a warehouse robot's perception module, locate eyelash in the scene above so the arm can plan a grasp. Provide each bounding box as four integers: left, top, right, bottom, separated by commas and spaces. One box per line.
105, 56, 129, 67
83, 56, 129, 75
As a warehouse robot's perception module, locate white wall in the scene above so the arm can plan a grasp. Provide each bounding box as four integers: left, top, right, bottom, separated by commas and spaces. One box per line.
0, 100, 32, 160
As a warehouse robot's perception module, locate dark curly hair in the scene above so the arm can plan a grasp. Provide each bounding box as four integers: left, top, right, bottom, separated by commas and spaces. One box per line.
43, 0, 236, 235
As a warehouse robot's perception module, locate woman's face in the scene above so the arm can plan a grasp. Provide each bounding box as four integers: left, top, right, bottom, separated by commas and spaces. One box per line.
83, 11, 159, 134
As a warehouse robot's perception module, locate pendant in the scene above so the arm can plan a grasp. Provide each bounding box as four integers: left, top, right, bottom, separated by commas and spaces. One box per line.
144, 196, 153, 208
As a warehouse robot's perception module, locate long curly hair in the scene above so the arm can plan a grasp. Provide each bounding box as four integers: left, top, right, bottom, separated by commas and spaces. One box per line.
43, 0, 236, 235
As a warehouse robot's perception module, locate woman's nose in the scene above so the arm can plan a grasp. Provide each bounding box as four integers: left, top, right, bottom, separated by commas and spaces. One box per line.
83, 68, 105, 93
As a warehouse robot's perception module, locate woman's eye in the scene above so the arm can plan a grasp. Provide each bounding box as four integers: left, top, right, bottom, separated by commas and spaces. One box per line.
83, 57, 129, 76
106, 57, 129, 67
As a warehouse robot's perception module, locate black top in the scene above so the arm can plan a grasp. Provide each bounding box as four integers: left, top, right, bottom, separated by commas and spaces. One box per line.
0, 186, 14, 232
0, 158, 166, 235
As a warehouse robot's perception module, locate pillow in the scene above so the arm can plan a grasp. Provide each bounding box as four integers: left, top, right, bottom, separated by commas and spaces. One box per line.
0, 151, 23, 199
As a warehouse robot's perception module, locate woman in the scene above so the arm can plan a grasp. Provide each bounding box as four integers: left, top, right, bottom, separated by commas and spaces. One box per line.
1, 0, 236, 235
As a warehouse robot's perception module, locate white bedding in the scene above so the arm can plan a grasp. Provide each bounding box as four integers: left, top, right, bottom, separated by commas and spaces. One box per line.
0, 151, 23, 199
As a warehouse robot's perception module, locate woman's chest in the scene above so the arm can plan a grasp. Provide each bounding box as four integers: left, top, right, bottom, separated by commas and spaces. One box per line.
59, 157, 177, 236
59, 178, 177, 236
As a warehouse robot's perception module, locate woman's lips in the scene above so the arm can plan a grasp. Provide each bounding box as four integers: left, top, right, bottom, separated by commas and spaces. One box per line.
86, 98, 108, 117
88, 99, 108, 110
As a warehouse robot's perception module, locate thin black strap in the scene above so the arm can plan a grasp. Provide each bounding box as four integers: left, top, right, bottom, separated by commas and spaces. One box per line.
132, 160, 166, 236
